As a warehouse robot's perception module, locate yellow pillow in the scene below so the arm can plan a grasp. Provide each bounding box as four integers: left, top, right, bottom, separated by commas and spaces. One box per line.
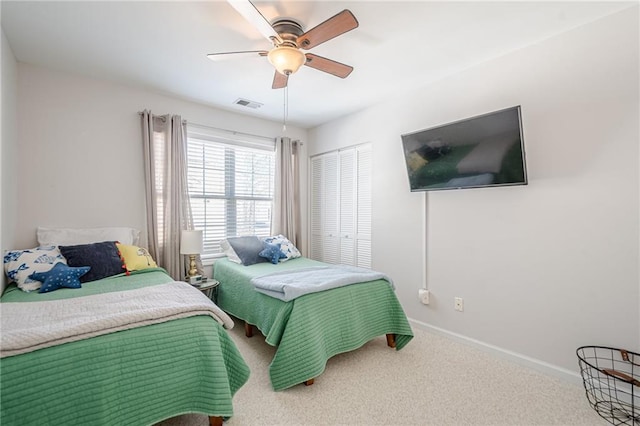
117, 243, 157, 272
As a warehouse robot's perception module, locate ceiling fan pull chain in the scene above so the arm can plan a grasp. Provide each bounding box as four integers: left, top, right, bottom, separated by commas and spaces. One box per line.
282, 84, 288, 132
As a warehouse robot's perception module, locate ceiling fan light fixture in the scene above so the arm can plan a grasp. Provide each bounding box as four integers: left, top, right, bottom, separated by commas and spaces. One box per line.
268, 46, 306, 76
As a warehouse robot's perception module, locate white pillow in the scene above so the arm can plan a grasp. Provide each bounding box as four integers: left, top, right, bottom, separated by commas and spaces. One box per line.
220, 239, 242, 264
37, 227, 140, 246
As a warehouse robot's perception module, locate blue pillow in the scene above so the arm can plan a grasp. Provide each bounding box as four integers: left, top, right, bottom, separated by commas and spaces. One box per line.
59, 241, 125, 283
259, 242, 286, 265
29, 262, 90, 293
226, 236, 269, 266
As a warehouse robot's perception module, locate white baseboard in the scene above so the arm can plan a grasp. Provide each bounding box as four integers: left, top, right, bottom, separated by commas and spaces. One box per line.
407, 317, 584, 386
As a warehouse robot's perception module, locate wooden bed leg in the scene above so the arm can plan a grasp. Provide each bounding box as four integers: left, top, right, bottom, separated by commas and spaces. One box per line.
209, 416, 223, 426
244, 322, 254, 338
386, 333, 396, 348
304, 378, 315, 386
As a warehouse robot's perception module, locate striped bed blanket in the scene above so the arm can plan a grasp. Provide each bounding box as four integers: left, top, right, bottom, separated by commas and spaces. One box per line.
0, 281, 234, 358
250, 264, 393, 301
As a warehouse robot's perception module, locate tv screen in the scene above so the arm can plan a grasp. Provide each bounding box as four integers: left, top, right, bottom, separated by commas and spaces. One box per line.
401, 106, 527, 192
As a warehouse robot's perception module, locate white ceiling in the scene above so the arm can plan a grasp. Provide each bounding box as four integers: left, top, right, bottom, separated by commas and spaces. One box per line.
1, 1, 633, 129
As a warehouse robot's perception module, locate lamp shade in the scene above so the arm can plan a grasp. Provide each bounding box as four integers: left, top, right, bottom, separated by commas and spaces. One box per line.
267, 46, 306, 76
180, 230, 203, 255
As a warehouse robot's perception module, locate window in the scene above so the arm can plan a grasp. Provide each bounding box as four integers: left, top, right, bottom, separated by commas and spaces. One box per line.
186, 127, 275, 258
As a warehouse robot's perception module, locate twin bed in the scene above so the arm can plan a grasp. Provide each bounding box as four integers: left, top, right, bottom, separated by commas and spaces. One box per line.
214, 256, 413, 391
1, 230, 413, 424
0, 268, 249, 426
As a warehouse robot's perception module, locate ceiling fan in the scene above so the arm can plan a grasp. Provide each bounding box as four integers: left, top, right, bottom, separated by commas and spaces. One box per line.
208, 0, 359, 89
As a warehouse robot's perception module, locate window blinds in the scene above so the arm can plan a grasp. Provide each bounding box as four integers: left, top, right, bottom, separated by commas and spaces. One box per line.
186, 126, 275, 257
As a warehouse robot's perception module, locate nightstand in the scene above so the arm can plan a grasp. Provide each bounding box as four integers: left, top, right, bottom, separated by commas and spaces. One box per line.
191, 278, 220, 304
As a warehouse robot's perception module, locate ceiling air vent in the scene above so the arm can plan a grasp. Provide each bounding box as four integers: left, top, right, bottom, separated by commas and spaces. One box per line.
234, 98, 263, 109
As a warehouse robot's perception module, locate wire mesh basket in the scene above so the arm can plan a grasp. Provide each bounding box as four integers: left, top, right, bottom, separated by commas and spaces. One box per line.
577, 346, 639, 425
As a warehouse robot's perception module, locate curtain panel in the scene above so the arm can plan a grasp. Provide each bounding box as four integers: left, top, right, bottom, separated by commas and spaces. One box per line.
271, 137, 301, 246
141, 110, 195, 280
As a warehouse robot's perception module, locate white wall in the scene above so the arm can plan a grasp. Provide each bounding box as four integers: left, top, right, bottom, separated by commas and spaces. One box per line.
1, 27, 18, 293
14, 64, 307, 251
308, 8, 639, 377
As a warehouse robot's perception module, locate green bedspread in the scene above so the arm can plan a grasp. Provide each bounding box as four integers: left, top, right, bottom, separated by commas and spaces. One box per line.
0, 268, 250, 425
214, 257, 413, 391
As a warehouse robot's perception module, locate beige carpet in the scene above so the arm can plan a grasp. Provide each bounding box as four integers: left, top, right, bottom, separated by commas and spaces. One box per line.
157, 323, 604, 425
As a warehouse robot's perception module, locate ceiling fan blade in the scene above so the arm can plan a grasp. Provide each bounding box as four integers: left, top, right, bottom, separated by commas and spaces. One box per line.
304, 53, 353, 78
206, 50, 268, 61
227, 0, 281, 44
297, 10, 358, 50
272, 71, 288, 89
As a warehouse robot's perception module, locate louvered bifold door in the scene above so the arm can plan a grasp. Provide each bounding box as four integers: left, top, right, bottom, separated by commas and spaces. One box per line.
310, 152, 339, 263
322, 152, 340, 264
309, 145, 371, 266
310, 156, 324, 261
339, 149, 356, 266
356, 145, 372, 268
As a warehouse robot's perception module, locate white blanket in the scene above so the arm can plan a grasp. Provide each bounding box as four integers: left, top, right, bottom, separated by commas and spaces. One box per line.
250, 265, 393, 301
0, 281, 234, 358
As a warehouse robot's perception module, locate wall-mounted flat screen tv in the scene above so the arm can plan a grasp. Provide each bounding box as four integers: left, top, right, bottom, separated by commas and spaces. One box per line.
401, 106, 527, 192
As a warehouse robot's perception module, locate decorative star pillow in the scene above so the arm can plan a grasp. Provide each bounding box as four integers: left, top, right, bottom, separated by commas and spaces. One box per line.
259, 242, 286, 265
29, 262, 91, 293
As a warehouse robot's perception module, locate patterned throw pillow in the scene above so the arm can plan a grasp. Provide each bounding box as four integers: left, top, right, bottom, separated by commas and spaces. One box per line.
3, 246, 67, 292
263, 235, 301, 262
116, 243, 157, 272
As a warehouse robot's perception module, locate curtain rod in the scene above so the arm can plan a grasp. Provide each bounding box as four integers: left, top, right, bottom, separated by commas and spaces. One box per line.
137, 111, 183, 124
137, 111, 265, 141
138, 111, 303, 145
190, 122, 303, 145
188, 121, 273, 143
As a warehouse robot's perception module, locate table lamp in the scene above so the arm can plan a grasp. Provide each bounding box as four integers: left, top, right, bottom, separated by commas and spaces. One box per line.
180, 230, 203, 281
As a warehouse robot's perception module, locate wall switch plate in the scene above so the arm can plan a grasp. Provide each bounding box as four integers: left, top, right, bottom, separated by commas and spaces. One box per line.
418, 289, 430, 305
454, 297, 464, 312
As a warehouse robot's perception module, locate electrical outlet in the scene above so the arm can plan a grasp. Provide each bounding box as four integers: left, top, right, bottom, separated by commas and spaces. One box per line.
418, 289, 430, 305
454, 297, 464, 312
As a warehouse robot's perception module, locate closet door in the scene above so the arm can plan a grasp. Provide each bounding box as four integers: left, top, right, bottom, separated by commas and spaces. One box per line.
322, 153, 340, 264
339, 149, 356, 266
309, 156, 323, 261
310, 144, 372, 267
309, 152, 339, 263
355, 145, 372, 268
